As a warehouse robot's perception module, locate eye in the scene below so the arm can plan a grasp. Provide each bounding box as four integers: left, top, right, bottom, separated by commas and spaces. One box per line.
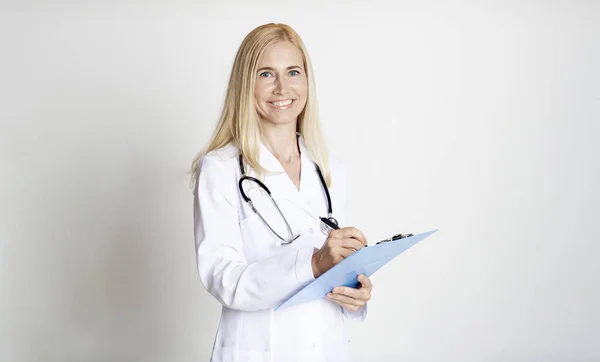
289, 70, 300, 76
259, 71, 272, 78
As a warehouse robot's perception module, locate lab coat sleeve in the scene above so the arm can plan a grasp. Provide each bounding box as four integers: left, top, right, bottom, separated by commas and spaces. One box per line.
333, 156, 368, 322
193, 155, 316, 312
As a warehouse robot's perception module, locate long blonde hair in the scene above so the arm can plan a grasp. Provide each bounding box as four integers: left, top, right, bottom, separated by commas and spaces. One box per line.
190, 23, 331, 189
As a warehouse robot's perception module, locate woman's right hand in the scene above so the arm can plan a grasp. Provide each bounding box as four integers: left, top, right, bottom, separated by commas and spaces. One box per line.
311, 227, 367, 278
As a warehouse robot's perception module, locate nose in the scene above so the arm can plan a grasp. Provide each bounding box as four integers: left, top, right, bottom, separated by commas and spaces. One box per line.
274, 76, 290, 95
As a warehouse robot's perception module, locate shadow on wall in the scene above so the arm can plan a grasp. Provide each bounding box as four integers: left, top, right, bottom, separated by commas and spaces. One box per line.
3, 86, 221, 361
33, 146, 219, 361
95, 158, 221, 361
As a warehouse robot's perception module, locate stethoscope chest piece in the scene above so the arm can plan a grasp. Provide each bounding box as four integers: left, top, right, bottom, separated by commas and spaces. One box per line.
319, 216, 339, 235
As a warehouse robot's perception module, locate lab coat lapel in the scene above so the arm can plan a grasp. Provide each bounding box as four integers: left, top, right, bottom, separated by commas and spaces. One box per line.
295, 137, 323, 217
282, 135, 317, 212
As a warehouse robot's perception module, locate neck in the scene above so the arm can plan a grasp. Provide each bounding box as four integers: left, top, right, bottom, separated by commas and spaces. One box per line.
261, 124, 299, 163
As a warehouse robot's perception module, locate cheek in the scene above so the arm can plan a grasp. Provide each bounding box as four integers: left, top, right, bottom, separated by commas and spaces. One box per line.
297, 79, 308, 98
254, 81, 270, 101
296, 81, 308, 102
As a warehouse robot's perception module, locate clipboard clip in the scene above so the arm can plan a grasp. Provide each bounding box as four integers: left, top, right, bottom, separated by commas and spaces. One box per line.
375, 233, 414, 245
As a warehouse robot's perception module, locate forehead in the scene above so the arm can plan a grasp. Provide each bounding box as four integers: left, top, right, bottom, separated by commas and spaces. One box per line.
257, 41, 304, 68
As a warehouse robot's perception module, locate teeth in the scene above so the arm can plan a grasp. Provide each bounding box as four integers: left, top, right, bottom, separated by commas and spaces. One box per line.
271, 99, 293, 106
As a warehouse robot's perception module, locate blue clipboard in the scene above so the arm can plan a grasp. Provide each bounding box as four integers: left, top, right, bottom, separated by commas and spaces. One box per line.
275, 229, 439, 311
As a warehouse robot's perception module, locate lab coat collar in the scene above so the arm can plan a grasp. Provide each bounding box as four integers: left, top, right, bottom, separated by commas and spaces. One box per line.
298, 134, 318, 171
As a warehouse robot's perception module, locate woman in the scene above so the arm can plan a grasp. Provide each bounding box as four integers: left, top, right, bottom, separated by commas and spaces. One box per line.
191, 23, 373, 362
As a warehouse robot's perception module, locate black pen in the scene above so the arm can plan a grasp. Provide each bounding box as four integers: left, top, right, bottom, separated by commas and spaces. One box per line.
319, 217, 340, 230
319, 217, 369, 248
320, 217, 413, 246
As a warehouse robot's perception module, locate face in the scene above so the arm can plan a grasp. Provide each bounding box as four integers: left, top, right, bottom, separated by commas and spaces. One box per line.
254, 41, 308, 128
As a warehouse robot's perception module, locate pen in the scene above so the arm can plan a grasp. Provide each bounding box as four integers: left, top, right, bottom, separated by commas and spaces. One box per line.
319, 217, 369, 248
319, 217, 340, 230
320, 217, 413, 246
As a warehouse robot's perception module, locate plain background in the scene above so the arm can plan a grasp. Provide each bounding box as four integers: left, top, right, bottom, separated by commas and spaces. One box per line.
1, 1, 599, 361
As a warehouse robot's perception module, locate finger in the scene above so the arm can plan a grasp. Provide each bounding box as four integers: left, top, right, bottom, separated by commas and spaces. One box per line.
336, 300, 363, 312
333, 247, 355, 259
341, 227, 367, 245
339, 238, 366, 251
327, 292, 365, 307
327, 298, 362, 312
332, 286, 363, 299
330, 227, 367, 245
358, 274, 373, 290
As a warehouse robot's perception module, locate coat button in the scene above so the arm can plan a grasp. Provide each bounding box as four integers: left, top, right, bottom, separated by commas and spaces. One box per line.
308, 228, 314, 234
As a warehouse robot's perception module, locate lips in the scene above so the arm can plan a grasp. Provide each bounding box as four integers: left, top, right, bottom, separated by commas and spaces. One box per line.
268, 99, 295, 109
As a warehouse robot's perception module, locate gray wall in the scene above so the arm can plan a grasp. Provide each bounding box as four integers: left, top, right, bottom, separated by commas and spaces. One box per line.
1, 1, 599, 361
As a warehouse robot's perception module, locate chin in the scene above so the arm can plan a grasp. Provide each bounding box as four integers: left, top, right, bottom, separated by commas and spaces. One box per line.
262, 116, 298, 127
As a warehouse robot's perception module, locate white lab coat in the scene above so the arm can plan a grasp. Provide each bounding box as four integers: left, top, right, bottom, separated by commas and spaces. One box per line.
193, 135, 366, 362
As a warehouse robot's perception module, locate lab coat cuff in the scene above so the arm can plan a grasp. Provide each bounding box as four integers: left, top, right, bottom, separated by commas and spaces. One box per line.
295, 247, 316, 286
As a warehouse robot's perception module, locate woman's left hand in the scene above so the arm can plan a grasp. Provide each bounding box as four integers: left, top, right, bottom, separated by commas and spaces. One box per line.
326, 274, 372, 312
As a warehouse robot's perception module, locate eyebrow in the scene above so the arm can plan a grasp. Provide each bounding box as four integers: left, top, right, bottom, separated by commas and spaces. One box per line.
257, 65, 303, 72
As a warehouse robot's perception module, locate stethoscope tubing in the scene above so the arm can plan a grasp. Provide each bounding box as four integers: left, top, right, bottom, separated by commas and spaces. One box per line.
238, 153, 335, 244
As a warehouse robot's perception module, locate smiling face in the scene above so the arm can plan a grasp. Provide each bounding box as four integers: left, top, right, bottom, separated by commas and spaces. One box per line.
254, 41, 308, 128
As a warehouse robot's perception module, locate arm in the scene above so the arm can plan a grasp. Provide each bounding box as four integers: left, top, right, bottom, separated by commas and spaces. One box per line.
193, 156, 315, 312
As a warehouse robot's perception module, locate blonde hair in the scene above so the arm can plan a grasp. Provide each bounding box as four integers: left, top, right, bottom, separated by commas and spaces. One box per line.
189, 23, 331, 189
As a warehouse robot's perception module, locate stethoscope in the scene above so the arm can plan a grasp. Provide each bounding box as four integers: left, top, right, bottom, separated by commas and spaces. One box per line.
237, 154, 338, 245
